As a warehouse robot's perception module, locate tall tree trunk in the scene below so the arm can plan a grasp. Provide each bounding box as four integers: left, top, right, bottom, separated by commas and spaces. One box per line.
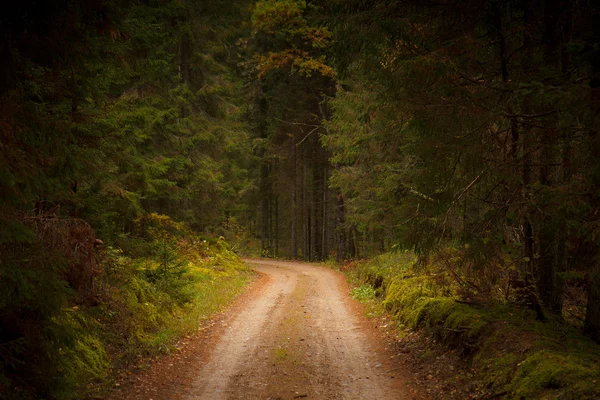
291, 137, 298, 258
336, 191, 346, 263
302, 145, 309, 260
350, 225, 359, 258
268, 163, 274, 254
311, 146, 320, 260
311, 191, 318, 261
534, 0, 571, 314
518, 1, 546, 321
260, 161, 270, 255
275, 194, 279, 257
584, 17, 600, 340
536, 138, 564, 313
322, 163, 328, 259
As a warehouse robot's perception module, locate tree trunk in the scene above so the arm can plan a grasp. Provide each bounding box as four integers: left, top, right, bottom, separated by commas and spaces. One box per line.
336, 191, 346, 263
291, 136, 298, 259
585, 269, 600, 342
585, 20, 600, 339
268, 169, 273, 253
518, 1, 546, 321
275, 194, 279, 257
311, 147, 321, 260
260, 161, 270, 256
322, 163, 328, 259
534, 0, 572, 314
302, 145, 309, 260
311, 191, 318, 261
536, 141, 564, 313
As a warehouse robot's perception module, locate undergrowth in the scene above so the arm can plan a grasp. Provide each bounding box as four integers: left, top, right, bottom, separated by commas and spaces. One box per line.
0, 213, 251, 400
350, 285, 377, 301
350, 252, 600, 399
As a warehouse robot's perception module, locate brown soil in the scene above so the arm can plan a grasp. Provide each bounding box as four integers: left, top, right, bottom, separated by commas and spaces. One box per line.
108, 259, 431, 400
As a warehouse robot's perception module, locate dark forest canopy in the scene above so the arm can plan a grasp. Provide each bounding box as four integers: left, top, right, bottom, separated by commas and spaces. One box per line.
0, 1, 254, 397
1, 0, 600, 398
248, 0, 600, 341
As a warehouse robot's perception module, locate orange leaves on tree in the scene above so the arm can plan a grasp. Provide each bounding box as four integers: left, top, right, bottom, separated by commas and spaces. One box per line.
256, 50, 334, 78
252, 0, 334, 80
300, 26, 332, 49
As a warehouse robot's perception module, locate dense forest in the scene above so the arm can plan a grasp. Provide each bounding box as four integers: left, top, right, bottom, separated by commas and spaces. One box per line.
1, 0, 600, 398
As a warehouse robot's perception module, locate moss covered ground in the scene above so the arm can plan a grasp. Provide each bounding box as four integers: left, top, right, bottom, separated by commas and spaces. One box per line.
348, 253, 600, 399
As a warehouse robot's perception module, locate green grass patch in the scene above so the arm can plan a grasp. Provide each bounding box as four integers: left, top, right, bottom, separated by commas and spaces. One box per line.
350, 285, 377, 301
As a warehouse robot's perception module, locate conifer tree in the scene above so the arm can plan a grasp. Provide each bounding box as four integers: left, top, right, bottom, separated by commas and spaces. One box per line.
244, 0, 337, 260
320, 0, 600, 337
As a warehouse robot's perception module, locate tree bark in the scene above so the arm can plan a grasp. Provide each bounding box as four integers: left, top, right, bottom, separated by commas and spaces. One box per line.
275, 193, 279, 257
260, 161, 270, 256
585, 269, 600, 342
302, 144, 309, 260
585, 15, 600, 339
336, 191, 346, 263
291, 136, 298, 259
322, 163, 328, 259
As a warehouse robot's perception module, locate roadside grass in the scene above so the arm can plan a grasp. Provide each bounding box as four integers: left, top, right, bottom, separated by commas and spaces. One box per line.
349, 285, 377, 301
345, 252, 600, 399
86, 237, 252, 398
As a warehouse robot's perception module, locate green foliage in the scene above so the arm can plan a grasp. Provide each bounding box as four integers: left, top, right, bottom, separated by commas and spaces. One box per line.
355, 252, 416, 294
0, 0, 256, 393
322, 0, 600, 337
350, 285, 376, 301
252, 0, 334, 78
51, 313, 109, 398
14, 0, 256, 242
0, 213, 250, 399
0, 217, 99, 400
323, 80, 413, 244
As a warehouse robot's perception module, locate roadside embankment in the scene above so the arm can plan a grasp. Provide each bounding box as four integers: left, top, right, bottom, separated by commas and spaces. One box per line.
0, 214, 252, 400
346, 253, 600, 399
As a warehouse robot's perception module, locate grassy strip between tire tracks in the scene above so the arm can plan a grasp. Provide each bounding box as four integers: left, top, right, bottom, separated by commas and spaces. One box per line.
345, 253, 600, 399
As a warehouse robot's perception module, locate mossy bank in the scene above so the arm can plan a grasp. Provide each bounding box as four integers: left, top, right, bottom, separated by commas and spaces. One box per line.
348, 253, 600, 399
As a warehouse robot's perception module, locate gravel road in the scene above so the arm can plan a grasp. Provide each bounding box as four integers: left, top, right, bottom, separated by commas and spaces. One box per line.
186, 259, 409, 399
109, 259, 417, 400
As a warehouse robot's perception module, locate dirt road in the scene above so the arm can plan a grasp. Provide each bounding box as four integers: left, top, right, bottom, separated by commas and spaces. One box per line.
110, 259, 419, 400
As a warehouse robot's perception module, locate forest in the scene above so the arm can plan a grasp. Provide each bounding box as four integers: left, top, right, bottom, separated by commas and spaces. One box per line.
1, 0, 600, 398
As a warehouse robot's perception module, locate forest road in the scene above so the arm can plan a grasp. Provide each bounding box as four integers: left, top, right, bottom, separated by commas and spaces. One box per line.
186, 259, 412, 400
109, 259, 419, 400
